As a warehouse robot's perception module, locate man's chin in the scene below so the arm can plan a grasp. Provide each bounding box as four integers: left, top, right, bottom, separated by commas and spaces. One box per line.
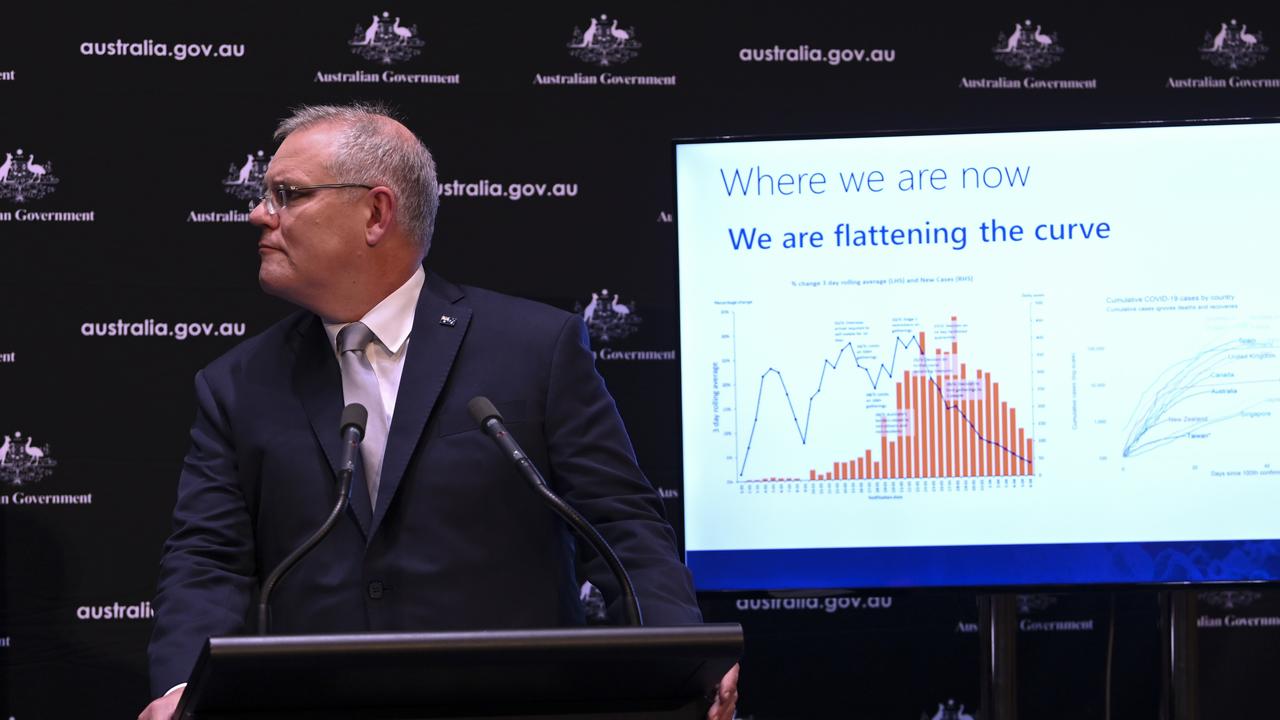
258, 270, 325, 315
258, 270, 295, 303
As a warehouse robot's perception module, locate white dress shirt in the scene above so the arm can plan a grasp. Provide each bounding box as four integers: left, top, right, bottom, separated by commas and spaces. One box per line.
322, 265, 426, 425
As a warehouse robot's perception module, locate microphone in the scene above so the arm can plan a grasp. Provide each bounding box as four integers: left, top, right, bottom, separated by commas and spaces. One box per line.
257, 403, 367, 635
338, 403, 369, 476
468, 396, 644, 626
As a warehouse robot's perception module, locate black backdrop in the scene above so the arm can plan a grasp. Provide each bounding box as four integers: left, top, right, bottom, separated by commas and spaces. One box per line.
3, 3, 1280, 718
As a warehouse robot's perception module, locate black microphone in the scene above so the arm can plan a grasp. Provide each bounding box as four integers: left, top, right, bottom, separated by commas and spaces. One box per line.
257, 403, 367, 634
337, 403, 369, 476
468, 396, 644, 626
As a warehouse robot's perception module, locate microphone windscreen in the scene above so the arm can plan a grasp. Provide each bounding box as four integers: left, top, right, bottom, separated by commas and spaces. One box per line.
340, 403, 369, 437
468, 396, 502, 427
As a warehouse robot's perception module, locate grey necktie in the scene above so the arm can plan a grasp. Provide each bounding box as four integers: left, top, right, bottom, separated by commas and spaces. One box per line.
336, 321, 389, 504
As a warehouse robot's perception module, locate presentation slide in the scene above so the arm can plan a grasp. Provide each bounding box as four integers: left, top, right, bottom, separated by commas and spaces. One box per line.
676, 121, 1280, 590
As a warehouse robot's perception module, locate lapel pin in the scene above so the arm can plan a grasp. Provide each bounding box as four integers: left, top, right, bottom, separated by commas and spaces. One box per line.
439, 315, 457, 327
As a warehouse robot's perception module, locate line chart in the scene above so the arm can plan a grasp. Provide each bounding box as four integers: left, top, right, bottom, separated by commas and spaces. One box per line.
1122, 338, 1280, 458
731, 315, 1035, 483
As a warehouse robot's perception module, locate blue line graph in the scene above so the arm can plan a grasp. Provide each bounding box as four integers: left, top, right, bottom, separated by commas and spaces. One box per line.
1121, 338, 1280, 458
736, 329, 1031, 478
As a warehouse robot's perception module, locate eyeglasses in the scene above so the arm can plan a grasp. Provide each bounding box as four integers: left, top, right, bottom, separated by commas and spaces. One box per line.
250, 183, 375, 214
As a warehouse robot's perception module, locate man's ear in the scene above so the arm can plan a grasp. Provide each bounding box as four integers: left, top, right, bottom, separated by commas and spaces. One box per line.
365, 186, 397, 247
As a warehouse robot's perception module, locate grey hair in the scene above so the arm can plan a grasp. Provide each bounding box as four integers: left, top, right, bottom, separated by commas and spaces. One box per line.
274, 102, 439, 255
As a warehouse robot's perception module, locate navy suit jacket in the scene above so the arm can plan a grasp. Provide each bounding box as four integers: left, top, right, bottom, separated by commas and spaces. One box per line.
147, 271, 701, 695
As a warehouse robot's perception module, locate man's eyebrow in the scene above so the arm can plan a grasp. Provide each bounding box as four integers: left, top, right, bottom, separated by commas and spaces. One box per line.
262, 176, 299, 189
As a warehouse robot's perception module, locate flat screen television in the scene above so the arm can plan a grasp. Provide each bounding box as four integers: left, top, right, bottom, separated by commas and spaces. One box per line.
674, 118, 1280, 590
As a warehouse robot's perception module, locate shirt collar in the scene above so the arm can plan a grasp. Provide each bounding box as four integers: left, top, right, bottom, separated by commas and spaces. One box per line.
323, 265, 426, 356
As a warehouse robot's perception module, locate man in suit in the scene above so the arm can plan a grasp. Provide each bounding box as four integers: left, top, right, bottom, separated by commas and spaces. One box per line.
139, 103, 738, 719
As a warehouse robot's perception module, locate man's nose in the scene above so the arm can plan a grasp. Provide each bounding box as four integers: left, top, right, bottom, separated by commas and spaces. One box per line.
249, 201, 277, 228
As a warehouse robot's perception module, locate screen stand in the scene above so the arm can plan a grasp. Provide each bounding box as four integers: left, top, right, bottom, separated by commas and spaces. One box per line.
978, 593, 1018, 720
1160, 589, 1199, 720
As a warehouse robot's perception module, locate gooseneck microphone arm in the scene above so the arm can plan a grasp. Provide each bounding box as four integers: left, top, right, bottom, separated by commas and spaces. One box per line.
467, 396, 644, 627
257, 403, 367, 635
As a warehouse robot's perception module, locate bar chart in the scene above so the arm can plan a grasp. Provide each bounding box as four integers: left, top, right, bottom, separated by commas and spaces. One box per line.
735, 316, 1035, 485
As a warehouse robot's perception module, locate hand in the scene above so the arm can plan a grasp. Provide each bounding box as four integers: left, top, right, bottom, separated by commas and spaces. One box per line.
138, 686, 183, 720
707, 663, 739, 720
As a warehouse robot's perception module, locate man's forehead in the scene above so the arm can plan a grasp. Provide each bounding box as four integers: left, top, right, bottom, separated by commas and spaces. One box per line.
263, 156, 316, 184
265, 152, 322, 184
266, 124, 341, 182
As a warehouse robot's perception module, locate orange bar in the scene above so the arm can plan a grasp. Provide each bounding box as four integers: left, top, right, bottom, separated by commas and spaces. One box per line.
927, 362, 936, 477
988, 376, 997, 477
958, 363, 966, 477
925, 376, 935, 477
918, 374, 927, 478
955, 361, 963, 477
913, 373, 923, 478
901, 372, 910, 479
990, 381, 1000, 476
1005, 408, 1013, 476
865, 449, 873, 478
809, 469, 816, 481
887, 441, 895, 478
896, 383, 905, 479
955, 373, 963, 477
995, 400, 1003, 476
935, 351, 945, 478
856, 457, 864, 479
880, 424, 888, 479
826, 472, 833, 480
915, 349, 924, 473
979, 377, 987, 476
935, 371, 945, 478
962, 363, 972, 476
978, 372, 987, 476
941, 370, 949, 478
1009, 408, 1018, 475
1000, 401, 1009, 476
1007, 402, 1014, 477
926, 368, 936, 476
938, 366, 948, 478
954, 382, 962, 478
873, 462, 880, 479
952, 363, 961, 478
1027, 438, 1034, 474
1017, 428, 1026, 475
968, 366, 977, 478
945, 361, 954, 478
907, 371, 917, 479
898, 423, 906, 479
964, 374, 973, 478
967, 389, 977, 474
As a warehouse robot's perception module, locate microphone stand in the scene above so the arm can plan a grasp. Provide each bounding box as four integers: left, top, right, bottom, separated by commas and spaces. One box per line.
257, 405, 365, 634
469, 396, 644, 626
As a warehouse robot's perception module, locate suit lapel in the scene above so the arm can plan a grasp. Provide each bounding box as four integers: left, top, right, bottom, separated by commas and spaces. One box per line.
291, 316, 373, 537
369, 271, 470, 537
